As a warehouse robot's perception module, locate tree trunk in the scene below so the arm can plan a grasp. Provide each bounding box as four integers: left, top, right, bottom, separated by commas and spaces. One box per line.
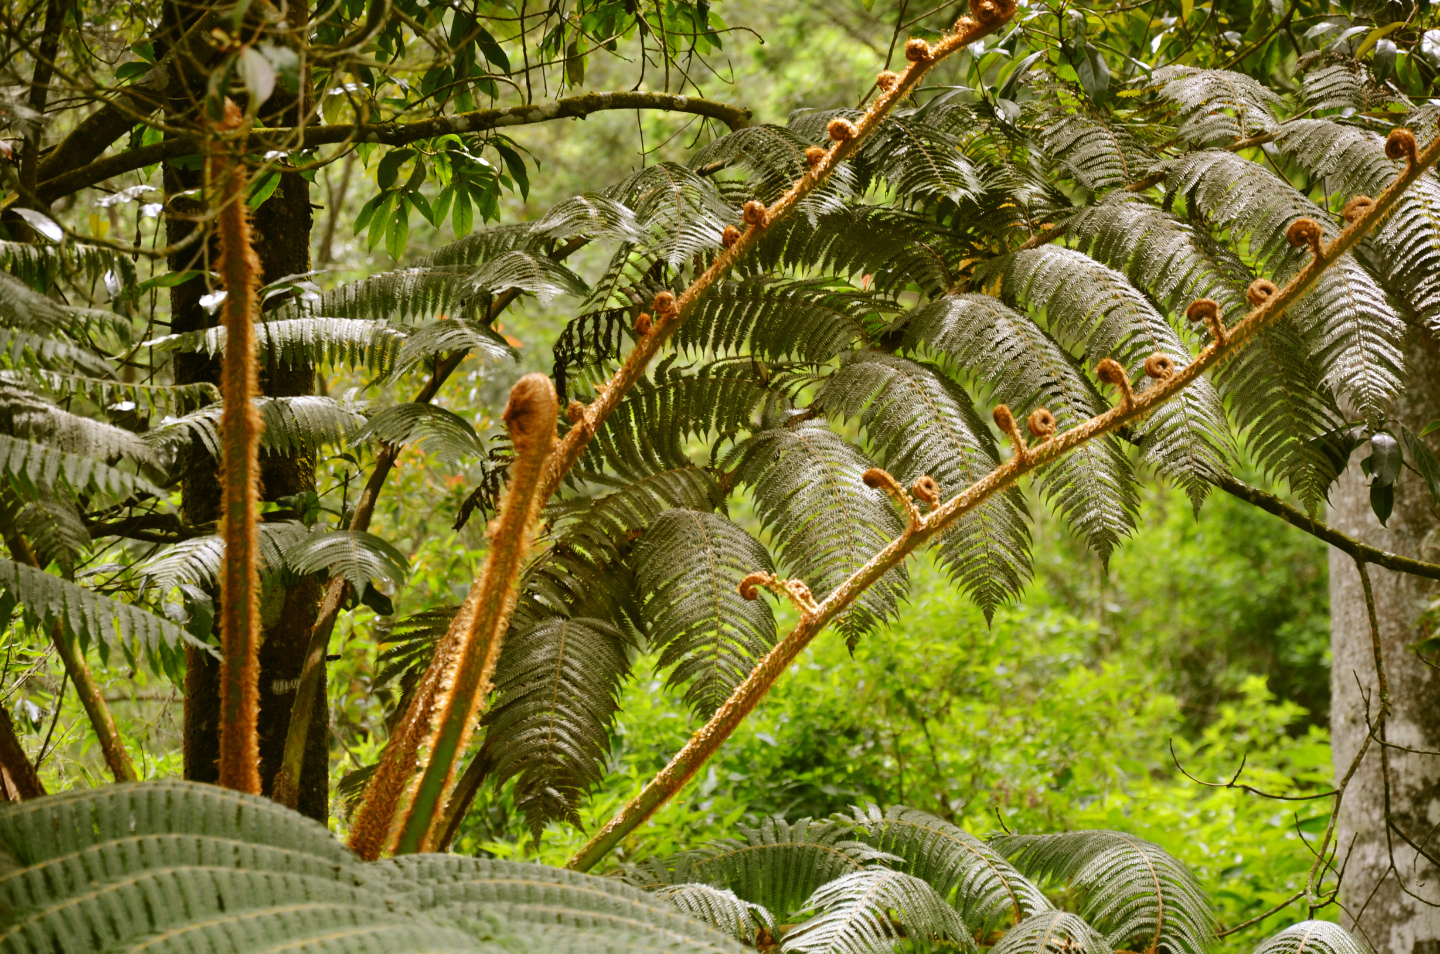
1329, 329, 1440, 954
170, 0, 326, 820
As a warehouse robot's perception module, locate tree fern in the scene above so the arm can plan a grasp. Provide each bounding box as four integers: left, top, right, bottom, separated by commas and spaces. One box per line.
155, 395, 367, 457
634, 508, 777, 719
0, 433, 161, 500
1252, 921, 1371, 954
991, 911, 1113, 954
816, 352, 1031, 618
844, 805, 1051, 934
784, 867, 973, 954
352, 403, 486, 463
993, 830, 1215, 954
1150, 67, 1283, 145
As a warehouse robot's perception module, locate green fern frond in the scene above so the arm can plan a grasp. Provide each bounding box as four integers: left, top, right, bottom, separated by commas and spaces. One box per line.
1150, 66, 1283, 145
283, 529, 409, 594
1299, 63, 1378, 114
375, 605, 457, 689
149, 318, 408, 375
1252, 921, 1370, 954
137, 521, 312, 595
859, 115, 984, 207
816, 352, 1031, 619
0, 384, 154, 464
532, 192, 647, 243
993, 830, 1215, 954
730, 425, 908, 642
627, 817, 896, 917
0, 238, 130, 293
676, 277, 885, 364
899, 293, 1138, 560
0, 433, 161, 500
982, 246, 1231, 506
845, 805, 1051, 934
352, 403, 486, 462
653, 883, 777, 946
0, 557, 198, 656
786, 867, 973, 954
0, 327, 109, 375
480, 615, 633, 835
634, 509, 777, 719
154, 396, 367, 457
389, 315, 517, 380
14, 368, 221, 413
991, 911, 1112, 954
691, 124, 857, 216
1040, 114, 1152, 192
5, 485, 90, 572
608, 162, 735, 265
748, 208, 956, 299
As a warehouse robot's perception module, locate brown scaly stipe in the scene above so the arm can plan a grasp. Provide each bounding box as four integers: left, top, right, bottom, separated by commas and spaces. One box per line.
1286, 217, 1323, 255
1343, 196, 1375, 223
911, 475, 941, 505
827, 118, 858, 143
1247, 278, 1279, 306
1145, 353, 1177, 379
742, 200, 769, 227
1027, 407, 1056, 438
1095, 357, 1135, 408
722, 225, 741, 248
1185, 298, 1227, 344
1386, 127, 1418, 167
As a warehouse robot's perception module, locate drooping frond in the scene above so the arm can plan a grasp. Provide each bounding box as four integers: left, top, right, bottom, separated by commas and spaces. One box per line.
858, 114, 984, 207
1150, 67, 1283, 145
845, 805, 1051, 934
377, 855, 745, 954
13, 369, 220, 413
899, 293, 1137, 560
730, 425, 907, 643
283, 529, 410, 594
137, 522, 312, 595
993, 831, 1215, 954
634, 509, 777, 719
652, 883, 777, 946
1299, 64, 1376, 114
154, 395, 367, 457
981, 246, 1231, 506
608, 162, 735, 265
375, 605, 457, 689
389, 315, 517, 379
1251, 921, 1371, 954
352, 403, 486, 462
674, 277, 885, 364
150, 318, 408, 375
626, 817, 895, 918
0, 384, 154, 463
0, 239, 130, 293
991, 911, 1113, 954
785, 867, 973, 954
532, 193, 647, 243
1039, 114, 1151, 192
479, 615, 632, 834
0, 558, 198, 656
816, 352, 1030, 619
0, 433, 161, 500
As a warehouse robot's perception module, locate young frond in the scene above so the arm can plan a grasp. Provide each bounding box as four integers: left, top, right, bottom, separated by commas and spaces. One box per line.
352, 403, 485, 462
1040, 114, 1151, 192
730, 425, 908, 643
991, 911, 1112, 954
479, 615, 632, 835
675, 277, 886, 364
154, 396, 366, 457
983, 246, 1231, 506
785, 867, 973, 954
899, 293, 1138, 560
283, 529, 409, 595
993, 831, 1215, 954
1252, 921, 1371, 954
1150, 66, 1283, 145
628, 817, 896, 917
816, 352, 1031, 619
0, 558, 199, 658
0, 433, 162, 501
634, 509, 778, 719
653, 883, 777, 946
845, 805, 1051, 934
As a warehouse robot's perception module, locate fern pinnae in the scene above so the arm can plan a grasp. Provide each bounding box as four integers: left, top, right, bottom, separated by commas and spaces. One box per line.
1149, 66, 1283, 146
992, 911, 1112, 954
1252, 921, 1371, 954
785, 867, 974, 954
653, 882, 777, 945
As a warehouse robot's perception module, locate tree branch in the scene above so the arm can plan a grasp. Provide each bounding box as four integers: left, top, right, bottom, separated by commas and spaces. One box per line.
564, 122, 1440, 872
36, 91, 752, 203
0, 701, 44, 799
1215, 474, 1440, 580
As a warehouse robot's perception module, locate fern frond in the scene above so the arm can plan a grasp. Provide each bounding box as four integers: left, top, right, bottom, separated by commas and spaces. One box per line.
0, 239, 130, 292
845, 805, 1050, 934
150, 318, 408, 375
283, 529, 409, 594
860, 115, 984, 206
0, 557, 197, 656
653, 883, 777, 946
479, 615, 632, 835
748, 208, 955, 299
1150, 66, 1283, 145
635, 509, 777, 719
0, 433, 161, 500
137, 522, 311, 595
389, 315, 517, 380
993, 830, 1215, 954
991, 911, 1112, 954
13, 368, 221, 413
675, 277, 885, 364
1252, 921, 1370, 954
730, 425, 907, 642
154, 396, 366, 457
691, 124, 857, 217
816, 352, 1031, 619
0, 384, 154, 463
533, 193, 647, 243
627, 817, 895, 917
1040, 113, 1151, 192
375, 605, 457, 689
786, 867, 973, 954
1299, 64, 1379, 114
352, 403, 485, 462
608, 162, 735, 265
899, 293, 1138, 560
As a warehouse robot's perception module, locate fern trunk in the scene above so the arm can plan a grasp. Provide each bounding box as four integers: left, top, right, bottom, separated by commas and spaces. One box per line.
1328, 330, 1440, 954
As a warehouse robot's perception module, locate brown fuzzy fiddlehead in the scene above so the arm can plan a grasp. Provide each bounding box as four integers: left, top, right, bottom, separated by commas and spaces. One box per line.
911, 475, 941, 506
1185, 298, 1227, 345
722, 224, 741, 248
805, 146, 828, 170
1144, 353, 1177, 379
738, 571, 774, 601
1247, 278, 1279, 307
992, 404, 1029, 461
1386, 127, 1418, 168
864, 467, 921, 526
905, 38, 933, 62
1286, 217, 1324, 257
635, 312, 653, 336
742, 200, 769, 228
1343, 195, 1375, 223
1095, 357, 1135, 408
827, 118, 858, 143
1027, 407, 1056, 439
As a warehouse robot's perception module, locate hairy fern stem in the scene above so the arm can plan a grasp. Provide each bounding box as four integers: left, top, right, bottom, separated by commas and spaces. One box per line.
565, 123, 1440, 872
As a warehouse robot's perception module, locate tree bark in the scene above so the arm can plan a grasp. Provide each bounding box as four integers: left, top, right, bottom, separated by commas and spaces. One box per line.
1329, 328, 1440, 954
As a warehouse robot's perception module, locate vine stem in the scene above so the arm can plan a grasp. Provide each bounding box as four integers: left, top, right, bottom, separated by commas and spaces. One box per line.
212, 100, 265, 795
565, 121, 1440, 872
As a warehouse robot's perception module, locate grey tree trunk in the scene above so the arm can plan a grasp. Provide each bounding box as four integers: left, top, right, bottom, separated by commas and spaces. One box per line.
1329, 329, 1440, 954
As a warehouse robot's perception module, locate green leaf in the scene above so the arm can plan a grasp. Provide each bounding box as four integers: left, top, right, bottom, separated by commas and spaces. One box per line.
1370, 481, 1394, 526
1401, 425, 1440, 506
247, 171, 282, 208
